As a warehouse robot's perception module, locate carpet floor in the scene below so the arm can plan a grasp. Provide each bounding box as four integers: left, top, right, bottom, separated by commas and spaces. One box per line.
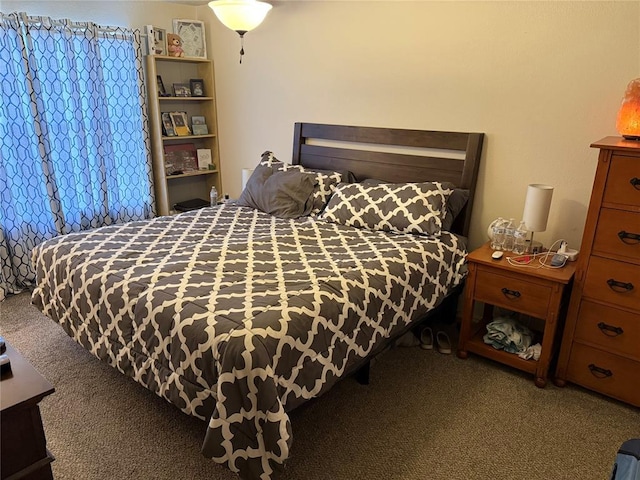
1, 291, 638, 479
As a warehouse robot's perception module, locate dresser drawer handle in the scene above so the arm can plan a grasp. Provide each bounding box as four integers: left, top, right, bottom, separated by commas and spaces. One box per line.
631, 177, 640, 190
606, 278, 634, 293
501, 287, 521, 299
588, 364, 613, 379
618, 231, 640, 245
597, 322, 624, 337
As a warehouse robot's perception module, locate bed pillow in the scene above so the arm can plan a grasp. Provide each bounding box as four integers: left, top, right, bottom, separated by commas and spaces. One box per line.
259, 151, 343, 214
319, 182, 453, 236
237, 164, 316, 218
361, 178, 468, 232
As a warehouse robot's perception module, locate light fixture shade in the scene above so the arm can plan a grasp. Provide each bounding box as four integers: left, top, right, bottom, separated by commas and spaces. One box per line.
616, 78, 640, 140
522, 184, 554, 232
208, 0, 272, 33
241, 168, 254, 191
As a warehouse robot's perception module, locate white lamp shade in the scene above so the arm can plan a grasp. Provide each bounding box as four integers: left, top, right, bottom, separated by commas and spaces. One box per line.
209, 0, 272, 33
241, 168, 254, 191
522, 184, 554, 232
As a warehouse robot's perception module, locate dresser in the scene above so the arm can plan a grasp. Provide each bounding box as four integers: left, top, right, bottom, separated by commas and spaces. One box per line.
555, 137, 640, 407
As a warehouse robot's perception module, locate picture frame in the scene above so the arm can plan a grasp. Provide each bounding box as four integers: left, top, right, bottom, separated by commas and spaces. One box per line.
161, 112, 176, 137
164, 143, 197, 174
172, 19, 207, 58
169, 111, 191, 136
145, 25, 167, 56
192, 124, 209, 136
189, 79, 205, 97
157, 75, 167, 97
172, 83, 191, 97
191, 115, 206, 125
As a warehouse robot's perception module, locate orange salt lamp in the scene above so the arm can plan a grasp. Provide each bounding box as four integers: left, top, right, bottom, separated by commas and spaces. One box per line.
616, 78, 640, 140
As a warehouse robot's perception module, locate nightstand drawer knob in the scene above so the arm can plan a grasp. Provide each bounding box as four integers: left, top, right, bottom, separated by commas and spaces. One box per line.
597, 322, 624, 337
618, 230, 640, 245
631, 177, 640, 190
588, 363, 613, 379
606, 278, 634, 293
501, 287, 521, 299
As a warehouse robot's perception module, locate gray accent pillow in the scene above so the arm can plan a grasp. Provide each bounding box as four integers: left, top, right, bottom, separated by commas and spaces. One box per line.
361, 178, 468, 232
260, 151, 343, 215
319, 182, 453, 236
237, 164, 316, 218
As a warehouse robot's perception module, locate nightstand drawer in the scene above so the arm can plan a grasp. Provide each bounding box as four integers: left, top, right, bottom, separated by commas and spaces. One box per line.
566, 343, 640, 407
593, 208, 640, 261
583, 256, 640, 310
603, 154, 640, 208
474, 268, 551, 318
575, 300, 640, 360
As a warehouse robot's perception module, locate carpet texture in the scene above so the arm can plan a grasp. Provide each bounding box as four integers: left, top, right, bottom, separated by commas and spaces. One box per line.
1, 292, 637, 480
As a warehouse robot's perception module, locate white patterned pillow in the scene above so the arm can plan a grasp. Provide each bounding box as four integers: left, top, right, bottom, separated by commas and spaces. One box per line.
259, 151, 342, 215
318, 182, 453, 236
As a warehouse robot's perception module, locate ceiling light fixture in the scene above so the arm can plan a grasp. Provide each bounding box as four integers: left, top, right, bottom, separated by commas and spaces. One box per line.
208, 0, 272, 64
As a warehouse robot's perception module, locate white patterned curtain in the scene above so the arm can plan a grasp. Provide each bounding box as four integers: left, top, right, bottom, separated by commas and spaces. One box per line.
0, 12, 155, 300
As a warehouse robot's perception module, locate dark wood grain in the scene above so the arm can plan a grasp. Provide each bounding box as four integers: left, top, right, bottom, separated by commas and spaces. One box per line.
292, 123, 484, 237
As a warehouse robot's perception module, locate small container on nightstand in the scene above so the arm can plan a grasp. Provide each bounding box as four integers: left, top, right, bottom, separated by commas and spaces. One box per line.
457, 243, 576, 387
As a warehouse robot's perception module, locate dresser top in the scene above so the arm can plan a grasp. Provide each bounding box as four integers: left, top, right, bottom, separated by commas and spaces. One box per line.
591, 136, 640, 152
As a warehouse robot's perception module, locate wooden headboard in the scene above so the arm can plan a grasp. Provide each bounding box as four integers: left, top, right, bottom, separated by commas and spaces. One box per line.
291, 123, 485, 238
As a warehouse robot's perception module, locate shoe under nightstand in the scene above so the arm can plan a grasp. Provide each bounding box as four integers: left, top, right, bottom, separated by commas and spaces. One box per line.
457, 242, 576, 387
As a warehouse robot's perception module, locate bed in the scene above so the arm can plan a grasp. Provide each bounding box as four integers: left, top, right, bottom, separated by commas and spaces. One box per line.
31, 123, 484, 479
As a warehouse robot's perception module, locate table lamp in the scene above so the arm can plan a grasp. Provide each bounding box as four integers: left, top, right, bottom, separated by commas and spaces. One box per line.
522, 184, 554, 252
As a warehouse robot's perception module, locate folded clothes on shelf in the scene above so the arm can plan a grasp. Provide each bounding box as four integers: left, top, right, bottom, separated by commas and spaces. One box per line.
483, 317, 533, 355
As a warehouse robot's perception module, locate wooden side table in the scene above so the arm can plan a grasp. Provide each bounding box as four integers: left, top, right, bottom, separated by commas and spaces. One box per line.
1, 341, 55, 480
457, 243, 576, 387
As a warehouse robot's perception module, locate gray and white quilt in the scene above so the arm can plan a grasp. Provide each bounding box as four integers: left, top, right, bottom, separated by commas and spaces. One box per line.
31, 203, 467, 479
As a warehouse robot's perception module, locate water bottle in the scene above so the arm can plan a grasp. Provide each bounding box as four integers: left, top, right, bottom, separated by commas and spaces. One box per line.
513, 220, 528, 254
491, 217, 506, 250
503, 218, 516, 252
209, 186, 218, 207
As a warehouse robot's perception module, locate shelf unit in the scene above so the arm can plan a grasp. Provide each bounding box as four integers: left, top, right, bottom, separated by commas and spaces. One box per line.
145, 55, 222, 216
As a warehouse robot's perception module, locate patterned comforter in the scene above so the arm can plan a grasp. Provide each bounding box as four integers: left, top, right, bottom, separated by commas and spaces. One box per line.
31, 203, 467, 479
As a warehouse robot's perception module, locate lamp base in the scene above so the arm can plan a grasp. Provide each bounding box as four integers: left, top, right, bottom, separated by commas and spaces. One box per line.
525, 239, 544, 254
622, 135, 640, 141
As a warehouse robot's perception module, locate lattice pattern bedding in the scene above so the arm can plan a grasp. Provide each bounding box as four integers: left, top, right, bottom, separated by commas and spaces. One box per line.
31, 204, 467, 479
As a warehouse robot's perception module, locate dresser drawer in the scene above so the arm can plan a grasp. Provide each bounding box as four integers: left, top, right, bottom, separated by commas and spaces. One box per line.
475, 268, 551, 318
575, 300, 640, 360
593, 208, 640, 261
583, 256, 640, 311
603, 154, 640, 208
566, 343, 640, 407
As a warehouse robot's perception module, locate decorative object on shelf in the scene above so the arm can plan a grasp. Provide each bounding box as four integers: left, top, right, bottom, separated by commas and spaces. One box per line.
161, 112, 176, 137
164, 143, 197, 174
169, 111, 191, 136
197, 148, 213, 169
156, 75, 168, 97
145, 25, 167, 55
167, 33, 185, 57
190, 78, 205, 97
616, 77, 640, 140
172, 83, 191, 97
191, 115, 208, 135
522, 183, 553, 252
172, 19, 207, 58
208, 0, 272, 63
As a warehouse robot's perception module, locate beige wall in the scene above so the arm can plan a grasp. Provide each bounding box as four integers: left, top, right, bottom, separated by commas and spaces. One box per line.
4, 1, 640, 250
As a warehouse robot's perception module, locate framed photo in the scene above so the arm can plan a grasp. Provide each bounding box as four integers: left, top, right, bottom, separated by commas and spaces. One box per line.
192, 124, 209, 135
172, 19, 207, 58
156, 75, 167, 97
145, 25, 167, 56
172, 83, 191, 97
169, 111, 191, 136
164, 143, 197, 174
189, 79, 205, 97
191, 115, 206, 125
161, 112, 176, 137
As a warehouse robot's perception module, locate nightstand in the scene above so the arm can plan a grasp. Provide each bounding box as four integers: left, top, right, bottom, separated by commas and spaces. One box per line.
457, 243, 576, 387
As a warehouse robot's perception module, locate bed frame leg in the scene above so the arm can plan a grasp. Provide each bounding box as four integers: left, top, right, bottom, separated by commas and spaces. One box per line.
355, 361, 370, 385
